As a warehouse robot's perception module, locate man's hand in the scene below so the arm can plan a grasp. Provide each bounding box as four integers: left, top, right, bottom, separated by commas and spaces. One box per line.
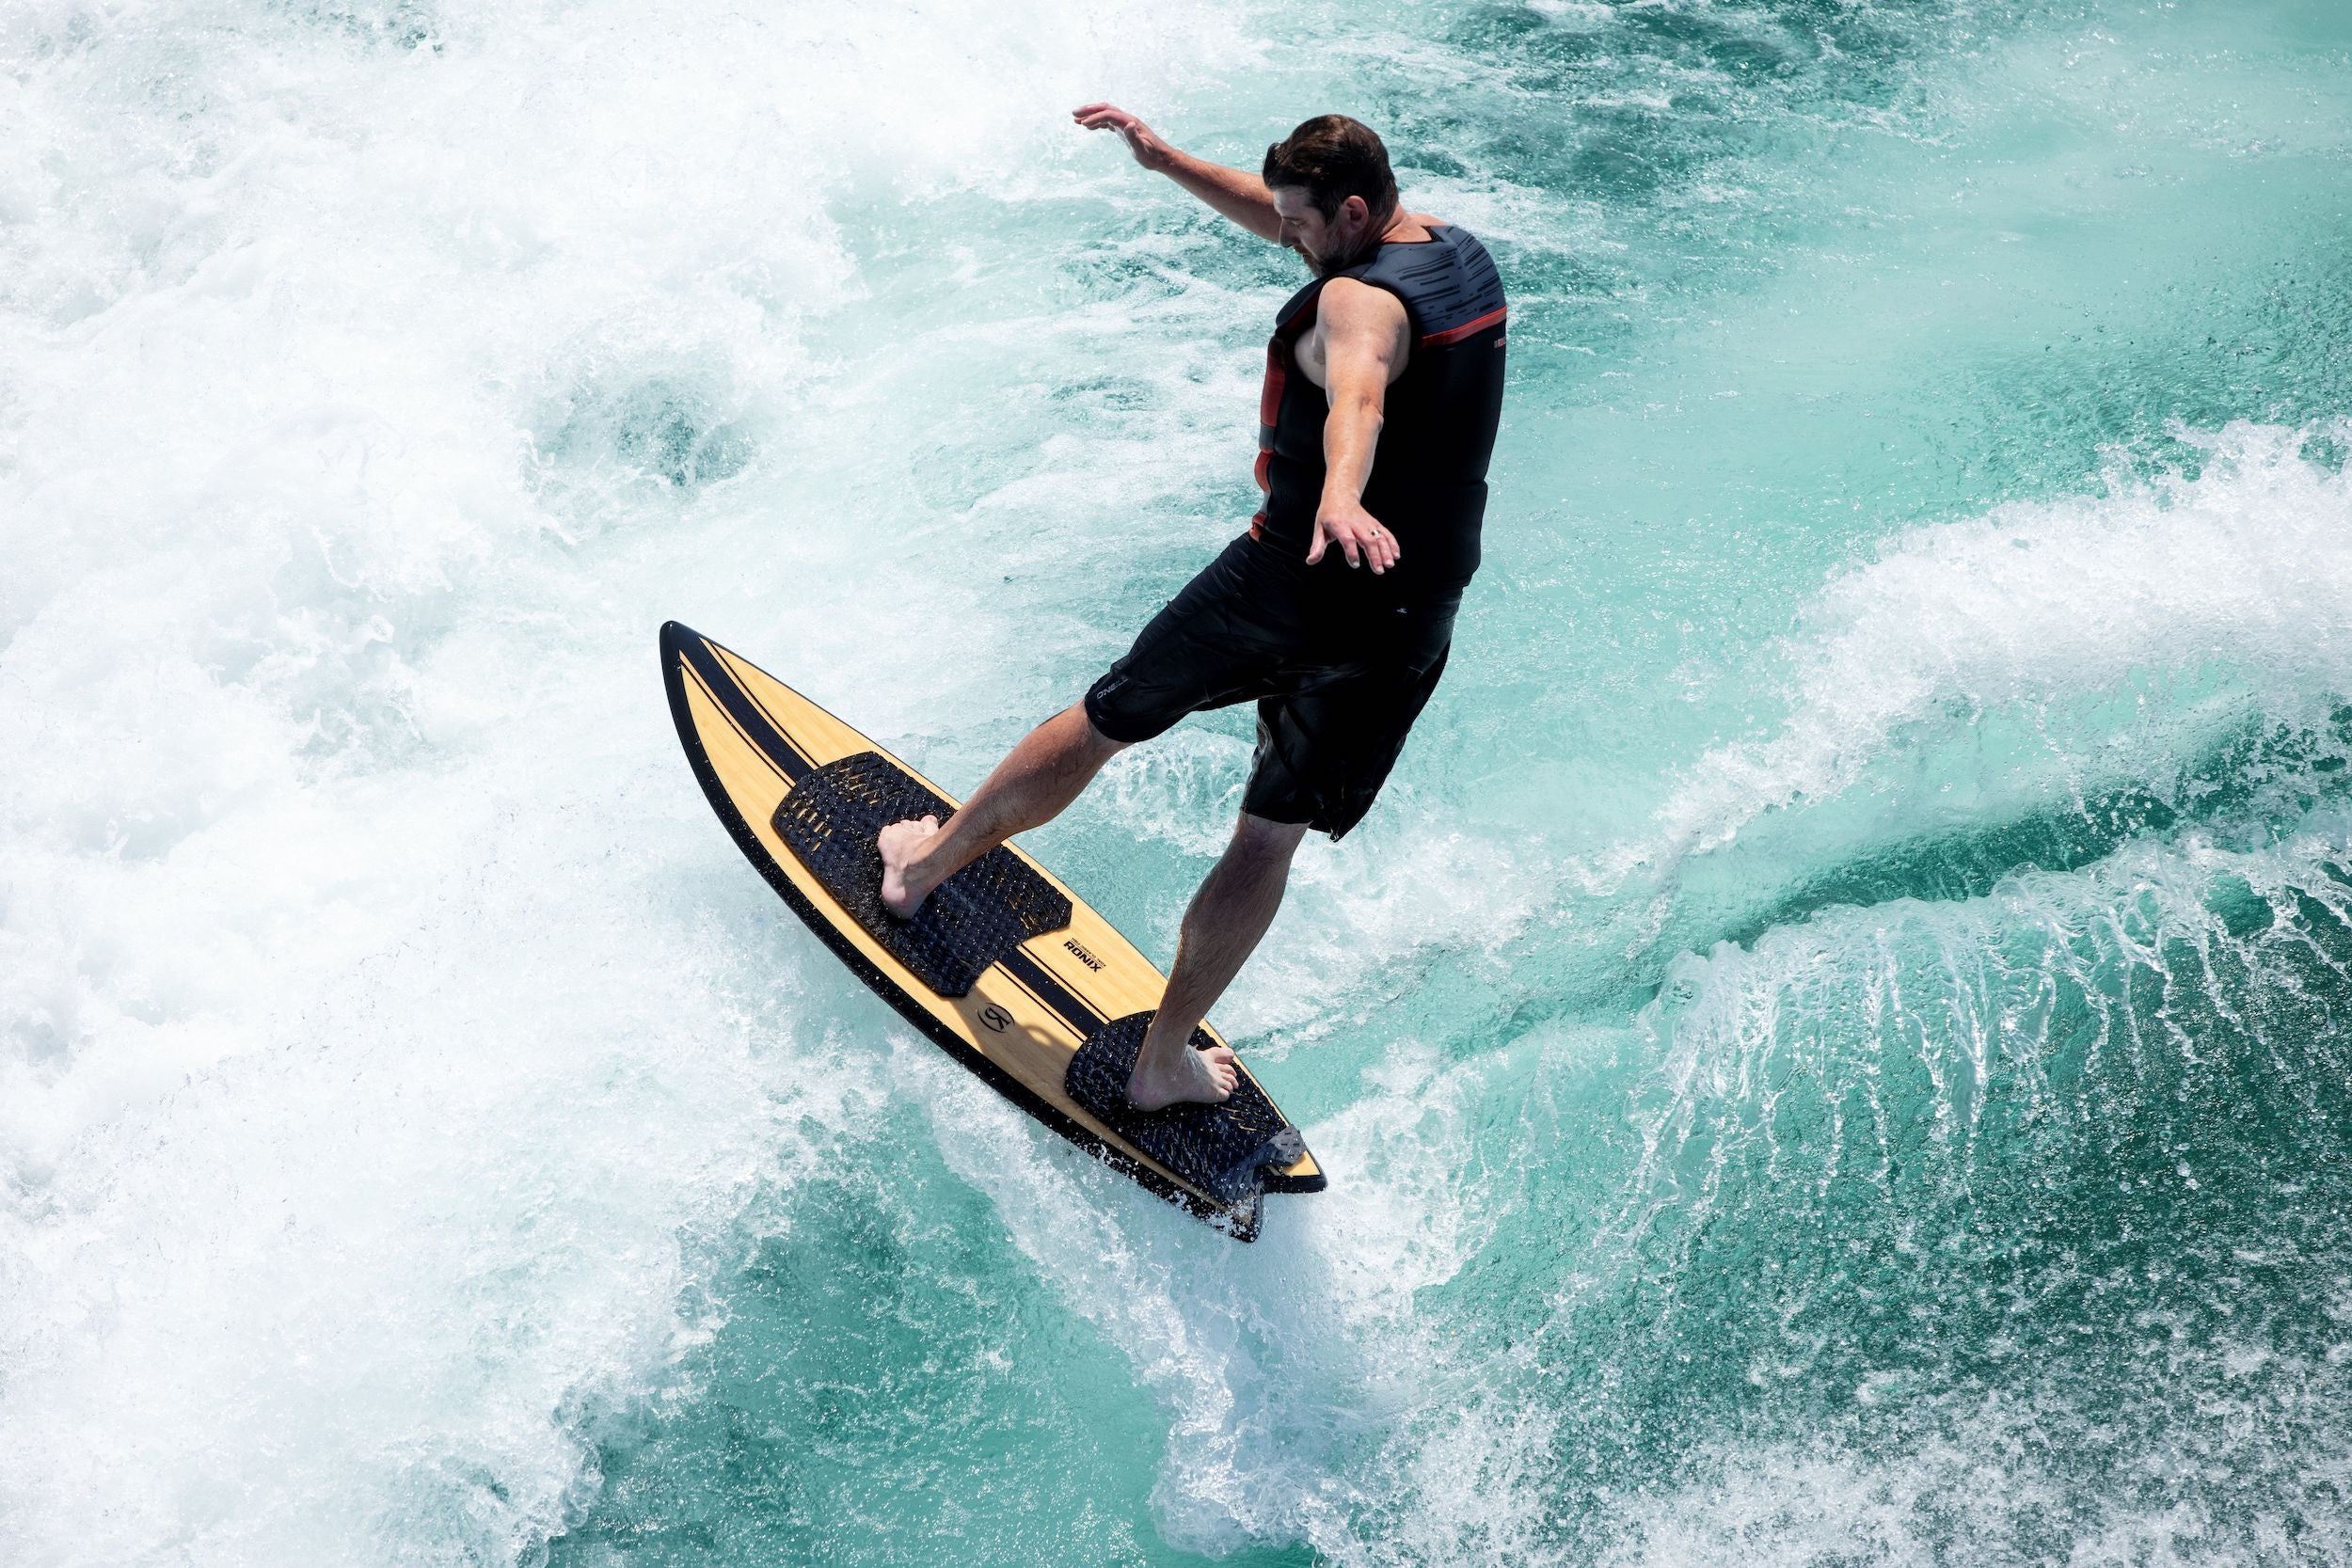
1072, 102, 1283, 242
1073, 103, 1176, 172
1309, 498, 1400, 574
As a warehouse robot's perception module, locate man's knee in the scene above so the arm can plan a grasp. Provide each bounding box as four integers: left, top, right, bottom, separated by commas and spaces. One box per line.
1051, 702, 1129, 762
1232, 811, 1310, 862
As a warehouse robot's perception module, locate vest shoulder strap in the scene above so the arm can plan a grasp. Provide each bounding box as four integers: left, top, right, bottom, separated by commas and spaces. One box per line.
1341, 226, 1509, 348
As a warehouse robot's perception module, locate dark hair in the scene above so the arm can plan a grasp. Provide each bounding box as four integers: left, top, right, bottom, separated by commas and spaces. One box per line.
1263, 115, 1398, 223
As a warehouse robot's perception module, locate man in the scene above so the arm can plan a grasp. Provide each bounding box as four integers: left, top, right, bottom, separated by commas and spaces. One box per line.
878, 107, 1508, 1110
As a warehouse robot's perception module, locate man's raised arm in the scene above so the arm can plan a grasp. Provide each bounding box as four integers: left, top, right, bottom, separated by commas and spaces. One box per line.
1072, 103, 1281, 244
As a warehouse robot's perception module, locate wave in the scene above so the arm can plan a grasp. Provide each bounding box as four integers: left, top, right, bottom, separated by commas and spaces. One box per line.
1577, 423, 2352, 937
977, 815, 2352, 1566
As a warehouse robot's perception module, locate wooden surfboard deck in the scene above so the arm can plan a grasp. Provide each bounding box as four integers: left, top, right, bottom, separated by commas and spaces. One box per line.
660, 622, 1326, 1240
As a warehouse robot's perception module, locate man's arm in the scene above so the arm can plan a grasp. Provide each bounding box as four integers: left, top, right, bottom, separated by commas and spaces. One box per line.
1072, 103, 1281, 243
1309, 279, 1411, 574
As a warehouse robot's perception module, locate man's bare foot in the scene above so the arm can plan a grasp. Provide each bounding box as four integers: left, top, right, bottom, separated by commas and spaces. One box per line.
877, 815, 940, 919
1127, 1032, 1237, 1111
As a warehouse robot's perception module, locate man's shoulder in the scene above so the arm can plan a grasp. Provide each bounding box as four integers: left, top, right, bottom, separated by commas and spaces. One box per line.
1318, 275, 1411, 316
1313, 277, 1412, 347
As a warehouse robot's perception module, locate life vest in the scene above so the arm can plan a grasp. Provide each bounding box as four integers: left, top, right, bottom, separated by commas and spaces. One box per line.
1250, 223, 1508, 588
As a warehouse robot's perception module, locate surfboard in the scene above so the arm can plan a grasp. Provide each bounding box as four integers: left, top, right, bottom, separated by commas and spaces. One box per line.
660, 622, 1327, 1240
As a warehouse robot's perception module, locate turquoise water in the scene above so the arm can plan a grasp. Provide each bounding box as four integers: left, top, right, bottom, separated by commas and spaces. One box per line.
7, 0, 2352, 1562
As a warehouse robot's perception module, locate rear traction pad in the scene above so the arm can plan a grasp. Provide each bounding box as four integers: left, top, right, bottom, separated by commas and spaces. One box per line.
1064, 1012, 1308, 1207
771, 752, 1072, 998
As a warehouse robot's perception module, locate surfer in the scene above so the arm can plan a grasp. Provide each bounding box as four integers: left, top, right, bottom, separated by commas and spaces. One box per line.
879, 107, 1507, 1110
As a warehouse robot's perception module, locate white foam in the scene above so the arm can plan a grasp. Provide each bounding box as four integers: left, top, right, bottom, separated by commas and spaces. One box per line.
1597, 423, 2352, 890
1597, 1398, 2352, 1568
930, 1011, 1548, 1561
0, 0, 1251, 1560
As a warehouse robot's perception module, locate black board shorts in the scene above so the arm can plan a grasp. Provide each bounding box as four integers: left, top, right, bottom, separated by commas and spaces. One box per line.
1083, 534, 1461, 839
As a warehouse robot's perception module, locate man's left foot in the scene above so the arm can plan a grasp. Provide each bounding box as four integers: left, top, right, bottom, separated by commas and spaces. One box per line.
877, 815, 941, 918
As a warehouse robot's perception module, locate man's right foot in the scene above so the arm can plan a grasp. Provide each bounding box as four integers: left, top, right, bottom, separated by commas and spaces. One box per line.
877, 815, 941, 919
1127, 1034, 1237, 1111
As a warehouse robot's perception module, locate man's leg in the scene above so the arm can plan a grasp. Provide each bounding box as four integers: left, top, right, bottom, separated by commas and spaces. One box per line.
878, 704, 1126, 918
1128, 811, 1310, 1111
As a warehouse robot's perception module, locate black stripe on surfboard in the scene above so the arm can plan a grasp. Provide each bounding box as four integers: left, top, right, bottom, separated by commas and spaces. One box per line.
659, 622, 1279, 1236
679, 661, 791, 794
675, 631, 816, 783
999, 948, 1107, 1036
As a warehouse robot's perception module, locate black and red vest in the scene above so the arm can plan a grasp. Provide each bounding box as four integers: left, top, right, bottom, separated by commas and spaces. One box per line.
1250, 223, 1508, 589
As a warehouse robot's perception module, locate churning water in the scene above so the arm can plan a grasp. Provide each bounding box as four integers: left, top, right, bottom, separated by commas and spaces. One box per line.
7, 0, 2352, 1562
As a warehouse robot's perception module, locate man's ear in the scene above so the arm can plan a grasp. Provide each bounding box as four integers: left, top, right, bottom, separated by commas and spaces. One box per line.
1341, 194, 1369, 229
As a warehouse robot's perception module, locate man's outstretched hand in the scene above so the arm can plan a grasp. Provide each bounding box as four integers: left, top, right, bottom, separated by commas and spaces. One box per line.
1073, 103, 1177, 172
1308, 499, 1400, 574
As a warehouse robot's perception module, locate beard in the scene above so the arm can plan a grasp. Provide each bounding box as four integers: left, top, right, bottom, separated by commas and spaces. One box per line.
1292, 237, 1360, 278
1292, 224, 1386, 278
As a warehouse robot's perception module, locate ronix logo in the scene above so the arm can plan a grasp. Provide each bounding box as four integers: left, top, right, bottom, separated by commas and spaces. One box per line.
1062, 937, 1105, 972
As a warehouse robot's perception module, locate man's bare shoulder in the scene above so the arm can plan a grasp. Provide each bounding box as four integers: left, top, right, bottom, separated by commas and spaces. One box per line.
1318, 276, 1410, 323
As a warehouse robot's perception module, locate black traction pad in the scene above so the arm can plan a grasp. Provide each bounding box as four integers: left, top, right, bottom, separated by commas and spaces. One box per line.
771, 751, 1073, 998
1063, 1012, 1309, 1207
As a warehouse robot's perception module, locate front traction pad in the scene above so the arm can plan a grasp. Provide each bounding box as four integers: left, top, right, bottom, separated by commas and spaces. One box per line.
771, 752, 1073, 998
1064, 1012, 1308, 1208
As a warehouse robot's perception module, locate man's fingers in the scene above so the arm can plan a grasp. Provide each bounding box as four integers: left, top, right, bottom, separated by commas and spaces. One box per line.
1311, 518, 1404, 571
